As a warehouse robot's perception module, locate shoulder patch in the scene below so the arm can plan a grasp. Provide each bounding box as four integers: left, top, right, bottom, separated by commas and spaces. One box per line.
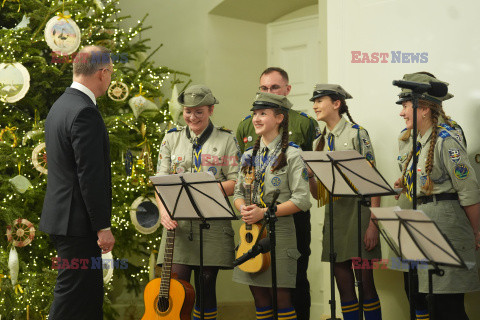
288, 141, 300, 149
438, 129, 452, 139
242, 114, 252, 121
315, 127, 322, 139
351, 123, 364, 130
218, 126, 232, 134
439, 123, 454, 131
167, 127, 181, 133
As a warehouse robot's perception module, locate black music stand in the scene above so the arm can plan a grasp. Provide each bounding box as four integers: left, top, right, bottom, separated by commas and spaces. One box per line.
301, 150, 395, 320
371, 207, 470, 320
150, 172, 237, 320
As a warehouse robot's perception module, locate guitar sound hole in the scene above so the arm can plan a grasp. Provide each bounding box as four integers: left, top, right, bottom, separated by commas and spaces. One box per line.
157, 296, 170, 312
246, 232, 253, 243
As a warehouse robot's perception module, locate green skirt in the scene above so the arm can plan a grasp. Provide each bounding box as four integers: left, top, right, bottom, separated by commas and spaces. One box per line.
321, 197, 381, 262
157, 220, 235, 268
417, 199, 480, 293
232, 215, 301, 288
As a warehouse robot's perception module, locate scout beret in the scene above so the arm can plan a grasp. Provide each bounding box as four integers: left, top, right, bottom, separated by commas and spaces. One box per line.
310, 84, 352, 101
178, 84, 219, 107
250, 92, 292, 111
396, 73, 453, 105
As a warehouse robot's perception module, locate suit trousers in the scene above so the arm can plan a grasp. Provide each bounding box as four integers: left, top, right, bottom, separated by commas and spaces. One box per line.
293, 210, 311, 320
49, 234, 103, 320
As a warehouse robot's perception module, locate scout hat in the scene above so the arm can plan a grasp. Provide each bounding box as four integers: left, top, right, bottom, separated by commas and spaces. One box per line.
178, 84, 219, 107
250, 92, 292, 111
310, 84, 353, 101
396, 73, 453, 105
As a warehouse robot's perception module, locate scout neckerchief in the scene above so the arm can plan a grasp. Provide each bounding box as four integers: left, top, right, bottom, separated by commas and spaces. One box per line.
186, 121, 214, 172
404, 141, 422, 201
253, 140, 281, 208
327, 133, 334, 151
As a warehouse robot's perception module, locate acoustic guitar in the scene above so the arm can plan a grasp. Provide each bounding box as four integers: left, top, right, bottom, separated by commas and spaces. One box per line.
236, 168, 271, 273
142, 229, 195, 320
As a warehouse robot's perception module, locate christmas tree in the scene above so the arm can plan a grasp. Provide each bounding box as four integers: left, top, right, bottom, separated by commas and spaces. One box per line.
0, 1, 189, 319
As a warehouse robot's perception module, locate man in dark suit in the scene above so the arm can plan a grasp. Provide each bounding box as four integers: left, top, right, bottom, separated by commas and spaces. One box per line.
40, 45, 115, 320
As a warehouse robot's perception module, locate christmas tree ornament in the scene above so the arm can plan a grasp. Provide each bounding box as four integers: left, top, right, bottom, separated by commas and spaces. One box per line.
128, 95, 158, 119
8, 247, 19, 286
124, 149, 134, 176
44, 11, 81, 55
102, 251, 114, 283
1, 14, 30, 30
107, 81, 129, 101
148, 250, 157, 281
32, 142, 48, 175
21, 128, 43, 145
0, 63, 30, 103
6, 218, 36, 247
0, 126, 18, 147
169, 84, 183, 123
1, 0, 21, 12
9, 175, 32, 194
129, 196, 160, 234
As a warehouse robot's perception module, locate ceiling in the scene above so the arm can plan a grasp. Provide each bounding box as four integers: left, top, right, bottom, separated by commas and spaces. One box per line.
209, 0, 318, 23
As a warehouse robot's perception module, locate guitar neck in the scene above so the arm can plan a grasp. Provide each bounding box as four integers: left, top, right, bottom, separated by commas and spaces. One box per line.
159, 229, 175, 298
245, 184, 252, 207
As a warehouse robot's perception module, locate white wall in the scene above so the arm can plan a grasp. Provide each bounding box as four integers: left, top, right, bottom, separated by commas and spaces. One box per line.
327, 0, 480, 318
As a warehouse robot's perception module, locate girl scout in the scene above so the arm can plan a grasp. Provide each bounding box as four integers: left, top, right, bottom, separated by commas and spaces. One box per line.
308, 84, 382, 320
233, 92, 311, 320
395, 73, 480, 320
155, 85, 239, 320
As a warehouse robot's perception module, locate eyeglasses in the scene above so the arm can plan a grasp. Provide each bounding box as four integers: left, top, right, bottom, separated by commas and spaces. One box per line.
258, 85, 285, 93
184, 110, 207, 119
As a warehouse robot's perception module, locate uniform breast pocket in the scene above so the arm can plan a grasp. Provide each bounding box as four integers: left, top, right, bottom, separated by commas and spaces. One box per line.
270, 168, 288, 188
170, 154, 187, 174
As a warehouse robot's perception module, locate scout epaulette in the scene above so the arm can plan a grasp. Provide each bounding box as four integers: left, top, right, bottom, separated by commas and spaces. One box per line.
242, 114, 252, 121
300, 111, 315, 120
218, 126, 233, 133
437, 126, 452, 139
288, 141, 300, 148
167, 127, 184, 133
245, 146, 253, 152
351, 123, 364, 130
439, 123, 454, 131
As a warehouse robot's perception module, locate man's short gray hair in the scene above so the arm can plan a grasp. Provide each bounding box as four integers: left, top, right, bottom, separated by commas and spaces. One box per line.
73, 46, 112, 76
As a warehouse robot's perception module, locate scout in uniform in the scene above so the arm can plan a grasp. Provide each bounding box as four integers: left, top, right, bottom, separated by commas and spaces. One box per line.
233, 92, 311, 320
394, 73, 480, 320
235, 67, 317, 320
307, 84, 382, 320
155, 85, 240, 320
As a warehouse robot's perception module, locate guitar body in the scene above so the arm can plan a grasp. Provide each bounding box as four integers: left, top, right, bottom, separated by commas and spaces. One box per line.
236, 223, 270, 273
142, 276, 195, 320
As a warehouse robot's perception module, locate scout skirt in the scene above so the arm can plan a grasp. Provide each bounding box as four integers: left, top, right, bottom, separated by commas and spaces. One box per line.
321, 197, 381, 262
157, 220, 235, 269
417, 199, 480, 293
232, 215, 300, 288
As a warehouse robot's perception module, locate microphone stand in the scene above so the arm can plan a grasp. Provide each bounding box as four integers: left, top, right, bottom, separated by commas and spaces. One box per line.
264, 189, 280, 320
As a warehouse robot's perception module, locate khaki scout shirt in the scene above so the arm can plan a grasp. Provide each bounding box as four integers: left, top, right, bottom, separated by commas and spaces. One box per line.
397, 118, 466, 174
156, 125, 240, 181
236, 108, 318, 153
312, 117, 376, 164
233, 134, 311, 212
404, 126, 480, 206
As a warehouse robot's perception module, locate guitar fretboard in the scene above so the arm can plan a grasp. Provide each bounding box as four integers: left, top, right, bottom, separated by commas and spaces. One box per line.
159, 229, 175, 299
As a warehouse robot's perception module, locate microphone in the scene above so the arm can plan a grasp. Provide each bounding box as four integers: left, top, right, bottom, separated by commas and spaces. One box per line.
233, 237, 271, 267
392, 80, 448, 97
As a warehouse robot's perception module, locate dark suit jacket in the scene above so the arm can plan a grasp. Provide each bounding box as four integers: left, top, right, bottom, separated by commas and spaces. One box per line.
40, 87, 112, 236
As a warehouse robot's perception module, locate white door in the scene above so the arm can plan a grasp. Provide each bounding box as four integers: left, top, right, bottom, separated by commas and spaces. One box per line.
267, 15, 321, 117
267, 14, 334, 319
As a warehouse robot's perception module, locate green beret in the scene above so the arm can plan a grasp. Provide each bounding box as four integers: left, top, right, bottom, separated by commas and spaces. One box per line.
310, 84, 353, 101
178, 84, 219, 107
250, 92, 292, 111
396, 73, 453, 105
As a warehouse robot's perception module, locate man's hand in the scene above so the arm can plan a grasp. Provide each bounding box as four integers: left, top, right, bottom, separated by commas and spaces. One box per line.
97, 229, 115, 254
